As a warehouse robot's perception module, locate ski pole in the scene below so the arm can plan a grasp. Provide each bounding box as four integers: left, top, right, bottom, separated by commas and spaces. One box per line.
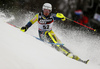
56, 13, 96, 31
7, 23, 19, 28
7, 23, 21, 29
66, 18, 96, 31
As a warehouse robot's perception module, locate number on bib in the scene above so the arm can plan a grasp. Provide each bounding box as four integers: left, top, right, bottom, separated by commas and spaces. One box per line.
43, 25, 49, 29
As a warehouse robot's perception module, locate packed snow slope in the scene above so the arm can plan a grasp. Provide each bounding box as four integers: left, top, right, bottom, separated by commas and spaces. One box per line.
0, 16, 100, 69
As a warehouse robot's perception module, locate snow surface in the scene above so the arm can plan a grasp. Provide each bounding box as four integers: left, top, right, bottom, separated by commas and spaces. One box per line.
0, 13, 100, 69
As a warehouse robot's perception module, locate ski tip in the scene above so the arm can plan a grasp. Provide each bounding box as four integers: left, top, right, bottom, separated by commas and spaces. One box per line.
87, 60, 89, 64
85, 59, 89, 64
94, 29, 96, 32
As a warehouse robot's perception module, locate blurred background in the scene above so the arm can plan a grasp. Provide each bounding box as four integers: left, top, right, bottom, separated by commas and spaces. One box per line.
0, 0, 100, 32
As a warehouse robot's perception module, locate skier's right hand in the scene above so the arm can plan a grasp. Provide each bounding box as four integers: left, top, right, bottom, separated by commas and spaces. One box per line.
20, 26, 27, 32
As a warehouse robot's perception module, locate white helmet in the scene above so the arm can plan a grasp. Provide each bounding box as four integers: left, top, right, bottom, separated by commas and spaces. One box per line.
42, 3, 52, 11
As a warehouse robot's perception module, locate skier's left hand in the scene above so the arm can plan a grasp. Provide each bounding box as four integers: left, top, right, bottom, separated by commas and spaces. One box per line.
56, 13, 66, 21
61, 16, 66, 21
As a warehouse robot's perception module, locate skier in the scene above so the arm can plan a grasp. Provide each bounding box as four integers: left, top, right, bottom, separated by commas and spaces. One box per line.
21, 3, 89, 64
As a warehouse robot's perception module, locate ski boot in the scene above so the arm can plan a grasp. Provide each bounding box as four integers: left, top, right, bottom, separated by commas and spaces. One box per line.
83, 60, 89, 64
78, 58, 89, 64
72, 55, 89, 64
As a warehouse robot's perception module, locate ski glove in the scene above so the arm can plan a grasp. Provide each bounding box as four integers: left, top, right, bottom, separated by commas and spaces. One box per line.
56, 13, 66, 21
61, 16, 66, 21
21, 25, 28, 32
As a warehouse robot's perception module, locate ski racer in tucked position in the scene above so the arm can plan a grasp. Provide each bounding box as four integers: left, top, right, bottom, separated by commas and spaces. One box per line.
21, 3, 89, 64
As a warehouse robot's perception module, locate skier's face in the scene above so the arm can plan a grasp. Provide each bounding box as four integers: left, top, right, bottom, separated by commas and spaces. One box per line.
43, 9, 51, 16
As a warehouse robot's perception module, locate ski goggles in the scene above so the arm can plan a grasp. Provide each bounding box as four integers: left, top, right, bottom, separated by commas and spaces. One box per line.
43, 9, 51, 13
